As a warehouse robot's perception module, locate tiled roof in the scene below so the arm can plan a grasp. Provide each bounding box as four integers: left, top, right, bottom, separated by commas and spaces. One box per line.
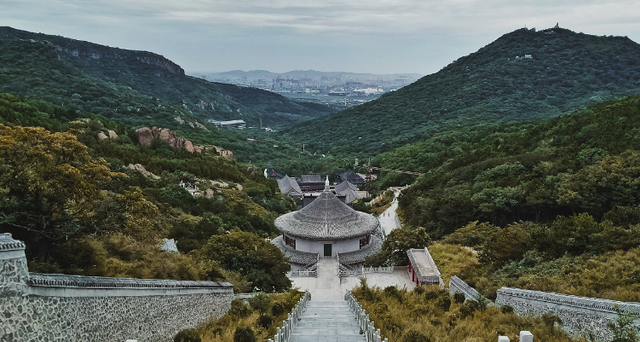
335, 181, 360, 203
275, 190, 379, 241
271, 236, 319, 265
335, 180, 358, 192
407, 248, 441, 284
299, 175, 323, 183
277, 175, 303, 197
337, 235, 383, 265
338, 170, 366, 184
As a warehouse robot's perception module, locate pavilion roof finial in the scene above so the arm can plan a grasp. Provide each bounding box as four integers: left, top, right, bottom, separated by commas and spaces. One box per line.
324, 175, 330, 191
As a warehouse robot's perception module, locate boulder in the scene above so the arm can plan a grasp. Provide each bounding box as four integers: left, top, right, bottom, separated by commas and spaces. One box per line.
107, 130, 118, 139
135, 127, 154, 146
127, 163, 160, 180
97, 132, 108, 140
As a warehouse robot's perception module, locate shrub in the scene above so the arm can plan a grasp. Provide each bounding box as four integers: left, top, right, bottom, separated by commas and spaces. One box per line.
437, 296, 452, 311
257, 314, 274, 329
173, 328, 201, 342
500, 305, 514, 314
248, 293, 271, 313
233, 327, 256, 342
271, 303, 285, 317
229, 299, 251, 317
453, 292, 466, 303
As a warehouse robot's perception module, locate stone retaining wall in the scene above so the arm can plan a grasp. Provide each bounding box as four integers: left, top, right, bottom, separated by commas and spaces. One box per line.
449, 275, 481, 301
496, 287, 640, 341
0, 233, 233, 342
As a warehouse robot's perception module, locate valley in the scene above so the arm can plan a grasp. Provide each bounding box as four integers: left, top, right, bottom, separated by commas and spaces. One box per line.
2, 24, 640, 341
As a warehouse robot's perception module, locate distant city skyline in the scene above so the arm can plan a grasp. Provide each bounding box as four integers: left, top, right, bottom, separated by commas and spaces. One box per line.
2, 0, 639, 76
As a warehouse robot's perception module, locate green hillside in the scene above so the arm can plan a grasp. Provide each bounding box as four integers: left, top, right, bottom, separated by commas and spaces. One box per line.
287, 27, 640, 156
358, 94, 640, 304
0, 93, 293, 292
0, 26, 333, 130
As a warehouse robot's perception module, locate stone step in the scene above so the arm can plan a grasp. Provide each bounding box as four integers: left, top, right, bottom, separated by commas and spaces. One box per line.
289, 299, 366, 342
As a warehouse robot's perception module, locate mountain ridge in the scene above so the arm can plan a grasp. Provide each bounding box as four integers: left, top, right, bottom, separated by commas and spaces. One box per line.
0, 26, 334, 130
286, 27, 640, 156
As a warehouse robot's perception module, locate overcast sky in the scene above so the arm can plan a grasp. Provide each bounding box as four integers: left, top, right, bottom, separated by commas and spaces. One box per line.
2, 0, 639, 75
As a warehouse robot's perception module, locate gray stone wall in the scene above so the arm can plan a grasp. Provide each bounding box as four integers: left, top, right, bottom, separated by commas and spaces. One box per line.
449, 275, 481, 301
496, 287, 640, 341
0, 233, 233, 342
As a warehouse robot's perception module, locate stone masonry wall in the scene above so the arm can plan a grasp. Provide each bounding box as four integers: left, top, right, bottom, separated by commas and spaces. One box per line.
496, 287, 640, 341
449, 275, 481, 301
0, 233, 233, 342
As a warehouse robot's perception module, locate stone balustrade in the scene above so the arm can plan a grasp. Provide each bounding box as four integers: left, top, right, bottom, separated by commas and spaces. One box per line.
345, 291, 388, 342
268, 292, 311, 342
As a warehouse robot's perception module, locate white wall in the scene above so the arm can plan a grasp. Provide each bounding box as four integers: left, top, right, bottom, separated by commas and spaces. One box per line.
295, 238, 360, 257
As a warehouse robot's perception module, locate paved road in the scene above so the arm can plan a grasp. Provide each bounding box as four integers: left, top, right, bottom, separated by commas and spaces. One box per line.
378, 186, 406, 236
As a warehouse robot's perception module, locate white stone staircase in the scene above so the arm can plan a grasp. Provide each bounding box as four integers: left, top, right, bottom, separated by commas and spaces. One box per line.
289, 300, 366, 342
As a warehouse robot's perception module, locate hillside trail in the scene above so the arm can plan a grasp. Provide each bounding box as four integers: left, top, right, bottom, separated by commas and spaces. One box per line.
378, 186, 406, 236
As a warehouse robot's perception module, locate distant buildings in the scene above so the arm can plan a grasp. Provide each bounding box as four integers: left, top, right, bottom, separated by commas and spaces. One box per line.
208, 119, 246, 129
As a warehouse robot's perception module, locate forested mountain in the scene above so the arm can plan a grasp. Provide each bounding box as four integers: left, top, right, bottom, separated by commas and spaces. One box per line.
360, 94, 640, 305
287, 27, 640, 156
0, 26, 333, 130
0, 93, 292, 292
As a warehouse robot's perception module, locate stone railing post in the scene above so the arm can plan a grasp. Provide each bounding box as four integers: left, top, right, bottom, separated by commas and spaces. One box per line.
0, 233, 29, 297
498, 337, 510, 342
519, 331, 533, 342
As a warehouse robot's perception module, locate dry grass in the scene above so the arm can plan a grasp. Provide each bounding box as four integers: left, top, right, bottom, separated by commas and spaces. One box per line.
352, 283, 589, 342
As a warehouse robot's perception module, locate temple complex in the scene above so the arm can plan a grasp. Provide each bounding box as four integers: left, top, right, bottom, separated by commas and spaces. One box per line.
273, 177, 382, 270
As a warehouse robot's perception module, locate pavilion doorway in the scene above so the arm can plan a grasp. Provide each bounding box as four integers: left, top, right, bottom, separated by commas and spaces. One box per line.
324, 244, 332, 257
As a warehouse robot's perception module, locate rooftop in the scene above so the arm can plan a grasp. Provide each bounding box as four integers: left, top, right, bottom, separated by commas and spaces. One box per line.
407, 248, 441, 283
275, 189, 379, 241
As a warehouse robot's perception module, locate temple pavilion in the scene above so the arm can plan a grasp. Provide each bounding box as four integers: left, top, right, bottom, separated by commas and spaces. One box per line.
273, 177, 382, 268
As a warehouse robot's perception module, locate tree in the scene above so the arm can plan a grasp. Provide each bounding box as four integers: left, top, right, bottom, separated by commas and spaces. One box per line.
366, 226, 431, 266
0, 125, 121, 241
196, 231, 291, 292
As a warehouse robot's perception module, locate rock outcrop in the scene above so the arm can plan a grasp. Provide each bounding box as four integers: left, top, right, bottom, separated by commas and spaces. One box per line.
135, 127, 234, 157
127, 164, 161, 179
97, 130, 119, 141
135, 127, 203, 153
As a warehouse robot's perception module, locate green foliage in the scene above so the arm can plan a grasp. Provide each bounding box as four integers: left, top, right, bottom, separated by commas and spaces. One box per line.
256, 314, 274, 329
607, 306, 640, 342
174, 328, 201, 342
396, 94, 640, 238
199, 290, 304, 342
366, 226, 431, 266
232, 327, 255, 342
453, 292, 466, 304
288, 28, 640, 157
229, 299, 252, 318
247, 293, 272, 314
0, 94, 297, 289
195, 231, 291, 292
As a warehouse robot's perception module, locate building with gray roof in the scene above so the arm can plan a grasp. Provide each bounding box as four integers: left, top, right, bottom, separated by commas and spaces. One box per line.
277, 175, 303, 198
274, 178, 381, 264
334, 180, 360, 204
